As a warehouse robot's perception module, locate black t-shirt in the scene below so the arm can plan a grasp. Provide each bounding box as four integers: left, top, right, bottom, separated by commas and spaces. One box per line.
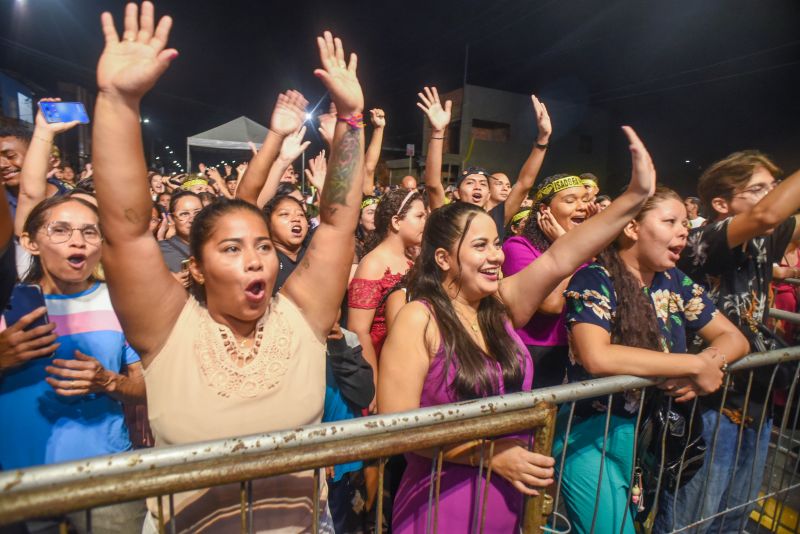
271, 226, 317, 296
489, 203, 506, 242
678, 216, 797, 410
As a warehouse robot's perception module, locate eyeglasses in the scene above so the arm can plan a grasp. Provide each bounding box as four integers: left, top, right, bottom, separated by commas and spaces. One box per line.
43, 222, 103, 244
733, 180, 779, 200
173, 209, 202, 221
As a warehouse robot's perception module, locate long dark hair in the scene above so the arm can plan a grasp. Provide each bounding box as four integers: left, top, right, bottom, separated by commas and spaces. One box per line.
364, 189, 423, 254
596, 186, 683, 350
521, 173, 572, 253
21, 196, 99, 284
189, 197, 271, 302
407, 202, 524, 400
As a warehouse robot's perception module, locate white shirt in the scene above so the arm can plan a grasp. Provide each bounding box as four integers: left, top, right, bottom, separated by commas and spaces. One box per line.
689, 216, 706, 229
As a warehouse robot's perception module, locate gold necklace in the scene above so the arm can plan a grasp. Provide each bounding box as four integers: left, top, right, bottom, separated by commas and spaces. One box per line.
454, 306, 480, 333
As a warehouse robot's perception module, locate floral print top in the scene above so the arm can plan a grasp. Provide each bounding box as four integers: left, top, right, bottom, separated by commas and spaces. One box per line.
677, 215, 796, 410
564, 263, 717, 416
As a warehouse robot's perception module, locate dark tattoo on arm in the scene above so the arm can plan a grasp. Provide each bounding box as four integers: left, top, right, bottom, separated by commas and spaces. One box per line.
124, 208, 142, 225
321, 128, 362, 213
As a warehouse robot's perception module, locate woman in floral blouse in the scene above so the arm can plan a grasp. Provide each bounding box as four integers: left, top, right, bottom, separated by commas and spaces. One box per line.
556, 187, 748, 534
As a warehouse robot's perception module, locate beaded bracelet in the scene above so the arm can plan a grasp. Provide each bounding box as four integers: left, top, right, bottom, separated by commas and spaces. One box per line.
337, 113, 365, 129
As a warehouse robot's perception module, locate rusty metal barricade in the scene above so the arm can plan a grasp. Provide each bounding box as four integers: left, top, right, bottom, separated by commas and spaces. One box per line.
1, 344, 799, 533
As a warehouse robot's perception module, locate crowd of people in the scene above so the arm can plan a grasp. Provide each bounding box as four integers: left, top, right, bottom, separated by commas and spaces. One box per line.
1, 3, 799, 533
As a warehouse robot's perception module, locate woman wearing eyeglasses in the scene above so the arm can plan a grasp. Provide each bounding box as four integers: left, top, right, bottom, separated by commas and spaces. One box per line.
159, 191, 203, 288
0, 194, 147, 531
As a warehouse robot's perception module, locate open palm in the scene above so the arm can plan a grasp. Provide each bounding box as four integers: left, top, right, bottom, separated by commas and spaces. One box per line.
417, 86, 452, 131
314, 31, 363, 116
270, 90, 308, 137
97, 2, 177, 99
623, 126, 656, 197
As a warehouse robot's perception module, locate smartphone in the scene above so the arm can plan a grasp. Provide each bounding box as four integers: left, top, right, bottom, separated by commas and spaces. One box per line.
181, 259, 191, 271
38, 101, 90, 124
3, 284, 50, 332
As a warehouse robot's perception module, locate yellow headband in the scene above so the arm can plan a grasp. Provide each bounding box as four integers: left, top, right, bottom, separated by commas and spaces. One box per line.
361, 197, 379, 210
181, 178, 208, 190
582, 178, 598, 190
534, 175, 584, 203
511, 209, 530, 225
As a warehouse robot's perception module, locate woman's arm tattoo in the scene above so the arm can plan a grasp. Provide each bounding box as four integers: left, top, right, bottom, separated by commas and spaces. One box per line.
321, 128, 362, 210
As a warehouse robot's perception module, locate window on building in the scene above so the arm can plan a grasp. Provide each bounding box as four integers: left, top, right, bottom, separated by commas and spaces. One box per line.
471, 119, 510, 143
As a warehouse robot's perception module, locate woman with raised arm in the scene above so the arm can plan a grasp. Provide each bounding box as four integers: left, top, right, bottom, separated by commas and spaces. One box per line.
91, 3, 364, 530
1, 194, 147, 532
419, 88, 552, 240
501, 174, 591, 389
379, 127, 656, 532
362, 108, 386, 197
556, 187, 748, 534
255, 126, 310, 208
13, 98, 80, 238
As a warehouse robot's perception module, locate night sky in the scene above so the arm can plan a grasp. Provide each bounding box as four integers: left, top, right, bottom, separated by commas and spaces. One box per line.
2, 0, 799, 194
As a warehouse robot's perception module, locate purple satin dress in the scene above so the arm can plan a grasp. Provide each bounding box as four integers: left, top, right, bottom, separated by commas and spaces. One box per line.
392, 322, 534, 533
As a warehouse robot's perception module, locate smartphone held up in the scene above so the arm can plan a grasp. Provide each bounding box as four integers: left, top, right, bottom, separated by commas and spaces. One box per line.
38, 101, 90, 125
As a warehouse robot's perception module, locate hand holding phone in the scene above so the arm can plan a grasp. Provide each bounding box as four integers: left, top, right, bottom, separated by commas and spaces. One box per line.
38, 101, 90, 125
0, 307, 60, 372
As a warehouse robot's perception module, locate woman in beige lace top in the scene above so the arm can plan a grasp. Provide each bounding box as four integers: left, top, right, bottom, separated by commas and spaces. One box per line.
91, 3, 366, 531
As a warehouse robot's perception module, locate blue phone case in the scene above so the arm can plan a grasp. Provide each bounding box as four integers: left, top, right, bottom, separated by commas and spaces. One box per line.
3, 284, 49, 331
38, 102, 90, 124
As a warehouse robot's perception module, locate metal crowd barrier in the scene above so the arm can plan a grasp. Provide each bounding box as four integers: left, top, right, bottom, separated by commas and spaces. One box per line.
1, 344, 799, 533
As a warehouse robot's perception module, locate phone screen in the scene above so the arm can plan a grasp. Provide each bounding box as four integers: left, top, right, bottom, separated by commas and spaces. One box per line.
3, 285, 49, 331
38, 102, 90, 124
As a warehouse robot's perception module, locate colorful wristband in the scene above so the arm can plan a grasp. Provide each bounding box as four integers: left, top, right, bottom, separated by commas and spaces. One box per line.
337, 113, 365, 129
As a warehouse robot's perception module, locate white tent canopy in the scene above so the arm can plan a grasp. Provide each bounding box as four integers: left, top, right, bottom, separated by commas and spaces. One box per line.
186, 116, 266, 170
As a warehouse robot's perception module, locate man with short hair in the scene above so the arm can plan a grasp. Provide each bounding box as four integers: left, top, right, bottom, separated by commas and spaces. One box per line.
486, 172, 511, 211
660, 150, 800, 533
684, 196, 705, 228
0, 124, 33, 220
580, 172, 600, 203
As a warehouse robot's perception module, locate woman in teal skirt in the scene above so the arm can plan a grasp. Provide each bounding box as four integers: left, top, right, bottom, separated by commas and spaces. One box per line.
554, 187, 748, 533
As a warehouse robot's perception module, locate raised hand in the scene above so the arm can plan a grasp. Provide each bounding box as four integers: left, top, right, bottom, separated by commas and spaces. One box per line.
369, 108, 386, 128
236, 162, 248, 176
35, 98, 81, 135
279, 126, 311, 163
97, 1, 178, 100
314, 31, 363, 116
531, 95, 552, 143
317, 102, 337, 147
270, 90, 309, 137
304, 150, 328, 192
622, 126, 656, 198
416, 86, 452, 133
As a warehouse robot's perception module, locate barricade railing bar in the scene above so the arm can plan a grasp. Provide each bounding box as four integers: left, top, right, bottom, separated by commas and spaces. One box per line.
1, 345, 799, 532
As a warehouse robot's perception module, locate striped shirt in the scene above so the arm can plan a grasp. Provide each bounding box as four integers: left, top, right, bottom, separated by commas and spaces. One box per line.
0, 282, 139, 469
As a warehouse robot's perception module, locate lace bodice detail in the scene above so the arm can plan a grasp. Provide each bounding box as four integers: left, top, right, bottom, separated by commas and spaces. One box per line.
196, 300, 293, 399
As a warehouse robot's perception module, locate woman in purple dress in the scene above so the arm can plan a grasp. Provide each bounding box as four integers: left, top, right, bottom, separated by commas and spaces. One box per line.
378, 126, 657, 533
